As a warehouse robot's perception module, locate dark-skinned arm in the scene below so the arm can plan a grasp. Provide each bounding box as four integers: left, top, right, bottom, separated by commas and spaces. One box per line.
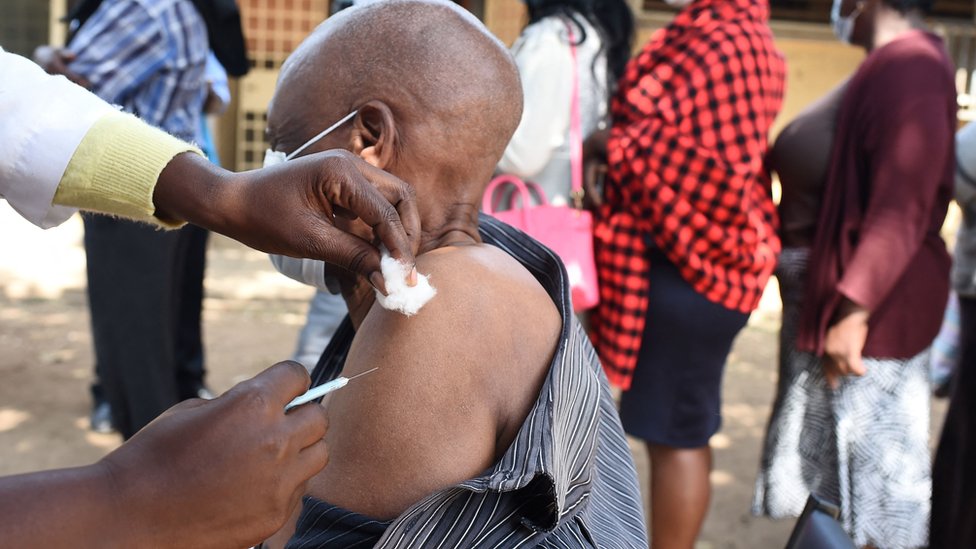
0, 362, 329, 549
152, 150, 420, 289
51, 111, 420, 285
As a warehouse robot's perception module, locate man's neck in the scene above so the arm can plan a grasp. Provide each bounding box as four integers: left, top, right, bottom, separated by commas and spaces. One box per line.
399, 166, 484, 253
418, 203, 482, 253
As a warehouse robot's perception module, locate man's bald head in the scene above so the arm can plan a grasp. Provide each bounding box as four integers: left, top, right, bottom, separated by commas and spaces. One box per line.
270, 0, 523, 195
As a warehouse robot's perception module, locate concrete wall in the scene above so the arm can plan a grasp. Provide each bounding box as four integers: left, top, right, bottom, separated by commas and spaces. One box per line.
771, 37, 864, 135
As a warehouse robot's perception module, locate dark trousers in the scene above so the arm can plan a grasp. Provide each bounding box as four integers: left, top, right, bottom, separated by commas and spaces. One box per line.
931, 295, 976, 548
83, 215, 208, 439
174, 223, 208, 400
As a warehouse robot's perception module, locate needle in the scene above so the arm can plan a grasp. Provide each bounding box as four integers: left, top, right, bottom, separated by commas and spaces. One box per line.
285, 367, 379, 412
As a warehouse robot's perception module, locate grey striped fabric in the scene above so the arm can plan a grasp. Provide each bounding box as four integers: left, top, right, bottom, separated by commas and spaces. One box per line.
292, 214, 648, 548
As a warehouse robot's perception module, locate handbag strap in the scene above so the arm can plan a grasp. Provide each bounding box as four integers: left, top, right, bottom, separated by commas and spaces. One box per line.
483, 175, 538, 213
566, 19, 584, 209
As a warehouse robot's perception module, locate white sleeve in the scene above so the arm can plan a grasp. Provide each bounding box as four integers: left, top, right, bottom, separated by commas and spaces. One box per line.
497, 20, 574, 179
0, 48, 115, 228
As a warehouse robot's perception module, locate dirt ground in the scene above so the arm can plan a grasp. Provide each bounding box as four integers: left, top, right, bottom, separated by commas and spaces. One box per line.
0, 204, 948, 548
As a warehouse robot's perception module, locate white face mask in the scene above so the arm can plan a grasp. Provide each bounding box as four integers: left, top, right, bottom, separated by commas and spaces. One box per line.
831, 0, 864, 45
263, 110, 359, 168
663, 0, 694, 7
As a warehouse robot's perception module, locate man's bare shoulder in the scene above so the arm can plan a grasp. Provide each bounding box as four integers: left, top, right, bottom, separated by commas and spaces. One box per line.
305, 242, 561, 520
419, 242, 558, 315
360, 242, 560, 364
354, 241, 562, 453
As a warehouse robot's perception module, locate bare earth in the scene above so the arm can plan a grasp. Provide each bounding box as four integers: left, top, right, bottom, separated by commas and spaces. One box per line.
0, 204, 946, 548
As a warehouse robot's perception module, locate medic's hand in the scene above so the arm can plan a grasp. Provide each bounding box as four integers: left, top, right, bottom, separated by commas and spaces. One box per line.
98, 362, 329, 549
32, 46, 91, 88
822, 299, 870, 390
153, 151, 420, 292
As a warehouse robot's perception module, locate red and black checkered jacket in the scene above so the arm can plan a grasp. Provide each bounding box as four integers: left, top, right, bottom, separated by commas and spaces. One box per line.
592, 0, 786, 390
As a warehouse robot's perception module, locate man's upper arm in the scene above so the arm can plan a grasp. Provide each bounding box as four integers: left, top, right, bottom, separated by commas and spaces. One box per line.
306, 259, 502, 520
68, 1, 167, 105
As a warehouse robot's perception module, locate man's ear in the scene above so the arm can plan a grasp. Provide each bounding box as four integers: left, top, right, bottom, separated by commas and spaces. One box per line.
348, 100, 397, 169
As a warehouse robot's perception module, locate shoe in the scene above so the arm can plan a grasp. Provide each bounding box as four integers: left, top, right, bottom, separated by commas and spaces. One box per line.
89, 401, 115, 434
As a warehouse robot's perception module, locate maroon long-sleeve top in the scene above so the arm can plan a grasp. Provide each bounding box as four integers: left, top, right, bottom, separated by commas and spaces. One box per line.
798, 30, 956, 358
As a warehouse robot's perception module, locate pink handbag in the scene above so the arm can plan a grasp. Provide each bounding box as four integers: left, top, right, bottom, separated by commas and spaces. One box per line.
482, 22, 599, 312
483, 177, 599, 311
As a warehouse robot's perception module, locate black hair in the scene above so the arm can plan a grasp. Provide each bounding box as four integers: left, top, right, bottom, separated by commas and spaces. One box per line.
881, 0, 934, 14
331, 0, 356, 14
524, 0, 635, 90
591, 0, 635, 82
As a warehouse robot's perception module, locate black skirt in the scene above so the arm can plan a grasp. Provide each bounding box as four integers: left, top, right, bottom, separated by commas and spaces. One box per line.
618, 247, 749, 448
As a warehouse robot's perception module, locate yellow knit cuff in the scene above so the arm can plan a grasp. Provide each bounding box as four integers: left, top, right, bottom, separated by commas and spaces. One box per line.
53, 111, 203, 228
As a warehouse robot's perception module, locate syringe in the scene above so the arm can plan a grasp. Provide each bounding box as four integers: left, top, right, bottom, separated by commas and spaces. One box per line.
285, 367, 378, 412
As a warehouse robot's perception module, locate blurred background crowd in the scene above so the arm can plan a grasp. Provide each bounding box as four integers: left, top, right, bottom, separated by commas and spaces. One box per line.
2, 0, 975, 546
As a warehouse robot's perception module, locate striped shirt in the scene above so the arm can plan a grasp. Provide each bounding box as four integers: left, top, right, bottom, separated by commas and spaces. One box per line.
288, 215, 648, 548
68, 0, 208, 141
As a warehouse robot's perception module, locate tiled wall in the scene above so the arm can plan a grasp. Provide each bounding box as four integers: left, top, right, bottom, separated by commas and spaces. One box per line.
227, 0, 329, 171
240, 0, 329, 69
1, 0, 53, 57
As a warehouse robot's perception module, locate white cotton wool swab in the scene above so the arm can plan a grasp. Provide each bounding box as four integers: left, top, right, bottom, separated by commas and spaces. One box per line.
374, 252, 436, 316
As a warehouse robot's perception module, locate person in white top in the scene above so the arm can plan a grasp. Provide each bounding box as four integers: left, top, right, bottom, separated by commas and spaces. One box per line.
497, 0, 634, 205
0, 48, 110, 228
0, 47, 422, 548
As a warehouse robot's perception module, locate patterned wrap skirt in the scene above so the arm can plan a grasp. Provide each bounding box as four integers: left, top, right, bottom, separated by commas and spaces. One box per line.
752, 247, 932, 549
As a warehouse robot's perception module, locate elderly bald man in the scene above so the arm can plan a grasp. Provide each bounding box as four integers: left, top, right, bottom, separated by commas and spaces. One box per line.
260, 1, 648, 547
